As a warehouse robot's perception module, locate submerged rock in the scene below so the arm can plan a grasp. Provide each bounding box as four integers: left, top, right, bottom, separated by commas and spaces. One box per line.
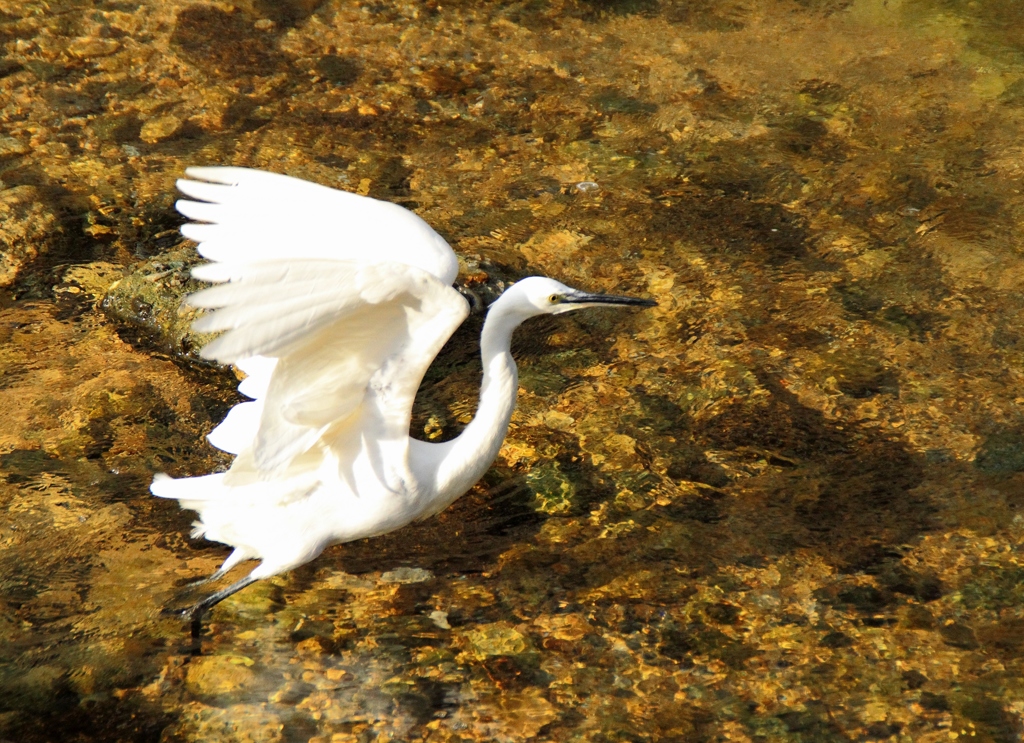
139, 114, 184, 144
184, 656, 261, 699
461, 622, 532, 658
379, 567, 434, 584
167, 703, 284, 743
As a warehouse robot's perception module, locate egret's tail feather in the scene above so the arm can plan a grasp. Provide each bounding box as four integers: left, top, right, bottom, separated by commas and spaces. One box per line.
150, 472, 319, 581
151, 471, 228, 501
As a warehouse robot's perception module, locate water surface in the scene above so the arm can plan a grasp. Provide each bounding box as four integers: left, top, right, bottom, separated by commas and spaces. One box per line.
3, 0, 1024, 741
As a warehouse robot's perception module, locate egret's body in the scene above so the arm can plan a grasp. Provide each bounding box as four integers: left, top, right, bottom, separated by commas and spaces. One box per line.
151, 167, 654, 626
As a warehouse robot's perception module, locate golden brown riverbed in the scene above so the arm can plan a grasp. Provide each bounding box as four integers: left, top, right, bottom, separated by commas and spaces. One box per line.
3, 0, 1024, 741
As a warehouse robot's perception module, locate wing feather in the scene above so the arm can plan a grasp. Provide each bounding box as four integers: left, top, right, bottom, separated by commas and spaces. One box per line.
190, 262, 239, 283
236, 356, 276, 399
174, 198, 223, 223
207, 401, 261, 454
175, 177, 234, 203
175, 166, 458, 284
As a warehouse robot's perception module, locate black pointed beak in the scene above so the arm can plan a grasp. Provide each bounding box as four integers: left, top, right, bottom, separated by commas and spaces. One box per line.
563, 292, 657, 307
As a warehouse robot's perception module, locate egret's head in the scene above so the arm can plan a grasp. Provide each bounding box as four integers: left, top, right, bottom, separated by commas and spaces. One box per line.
494, 276, 656, 320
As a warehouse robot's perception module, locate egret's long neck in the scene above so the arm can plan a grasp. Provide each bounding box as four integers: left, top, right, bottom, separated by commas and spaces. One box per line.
428, 308, 521, 501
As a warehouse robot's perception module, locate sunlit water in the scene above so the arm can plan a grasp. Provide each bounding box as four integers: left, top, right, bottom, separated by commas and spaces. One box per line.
3, 0, 1024, 741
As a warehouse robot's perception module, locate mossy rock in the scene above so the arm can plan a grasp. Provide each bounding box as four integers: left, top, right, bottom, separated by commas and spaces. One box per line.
101, 247, 216, 365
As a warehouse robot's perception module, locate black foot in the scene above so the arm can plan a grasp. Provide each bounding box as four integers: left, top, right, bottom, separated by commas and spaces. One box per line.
165, 575, 260, 636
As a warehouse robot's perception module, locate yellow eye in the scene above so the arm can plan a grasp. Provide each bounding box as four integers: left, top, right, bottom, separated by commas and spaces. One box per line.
549, 294, 560, 304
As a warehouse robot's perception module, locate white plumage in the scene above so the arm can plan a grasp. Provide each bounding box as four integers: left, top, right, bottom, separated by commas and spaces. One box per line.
150, 166, 655, 627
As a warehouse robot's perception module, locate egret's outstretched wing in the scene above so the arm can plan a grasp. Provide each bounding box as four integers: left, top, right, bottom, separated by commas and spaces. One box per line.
174, 167, 467, 480
189, 260, 469, 478
176, 167, 459, 285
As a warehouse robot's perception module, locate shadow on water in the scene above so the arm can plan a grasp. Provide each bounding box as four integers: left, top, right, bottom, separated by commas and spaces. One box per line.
695, 367, 933, 571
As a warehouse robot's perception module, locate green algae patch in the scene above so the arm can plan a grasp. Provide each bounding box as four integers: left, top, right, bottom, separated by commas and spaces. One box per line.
974, 429, 1024, 475
525, 460, 578, 514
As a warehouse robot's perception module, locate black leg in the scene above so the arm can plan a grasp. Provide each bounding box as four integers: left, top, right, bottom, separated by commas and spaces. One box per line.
183, 575, 260, 637
182, 567, 229, 590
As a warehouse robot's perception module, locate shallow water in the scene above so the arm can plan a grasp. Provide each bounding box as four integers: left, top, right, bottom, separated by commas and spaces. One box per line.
3, 0, 1024, 740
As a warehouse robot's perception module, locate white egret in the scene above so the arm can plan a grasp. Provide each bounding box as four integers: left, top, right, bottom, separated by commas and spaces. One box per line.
150, 167, 655, 628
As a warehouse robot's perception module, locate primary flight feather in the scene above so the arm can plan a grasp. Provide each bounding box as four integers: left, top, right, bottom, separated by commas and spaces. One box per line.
151, 166, 655, 628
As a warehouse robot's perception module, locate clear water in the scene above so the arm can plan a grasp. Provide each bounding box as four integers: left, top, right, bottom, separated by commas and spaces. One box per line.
3, 0, 1024, 740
